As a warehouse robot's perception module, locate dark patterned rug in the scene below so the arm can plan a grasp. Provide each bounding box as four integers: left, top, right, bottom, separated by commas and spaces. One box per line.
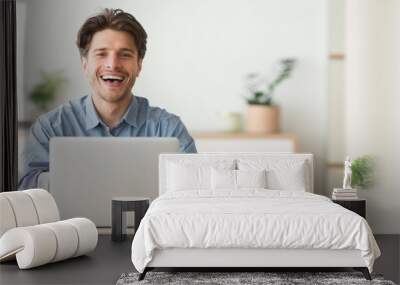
116, 271, 396, 285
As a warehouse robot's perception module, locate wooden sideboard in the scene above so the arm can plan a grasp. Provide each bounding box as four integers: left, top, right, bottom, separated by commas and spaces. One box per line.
191, 132, 298, 153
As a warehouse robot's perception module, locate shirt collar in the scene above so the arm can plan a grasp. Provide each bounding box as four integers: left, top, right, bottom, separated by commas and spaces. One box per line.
84, 94, 139, 130
121, 96, 138, 127
84, 95, 101, 130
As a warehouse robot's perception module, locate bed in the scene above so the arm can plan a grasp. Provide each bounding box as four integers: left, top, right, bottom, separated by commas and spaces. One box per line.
131, 153, 380, 280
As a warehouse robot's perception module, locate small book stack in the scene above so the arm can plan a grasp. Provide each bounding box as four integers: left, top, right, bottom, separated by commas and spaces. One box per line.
332, 188, 358, 200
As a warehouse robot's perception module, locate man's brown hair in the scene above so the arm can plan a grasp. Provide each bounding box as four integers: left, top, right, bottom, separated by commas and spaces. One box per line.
76, 8, 147, 59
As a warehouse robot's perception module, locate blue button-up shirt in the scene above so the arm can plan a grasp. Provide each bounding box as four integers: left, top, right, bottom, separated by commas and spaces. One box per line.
18, 95, 197, 190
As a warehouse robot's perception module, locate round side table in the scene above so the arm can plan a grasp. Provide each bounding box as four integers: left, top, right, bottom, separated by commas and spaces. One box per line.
111, 197, 150, 242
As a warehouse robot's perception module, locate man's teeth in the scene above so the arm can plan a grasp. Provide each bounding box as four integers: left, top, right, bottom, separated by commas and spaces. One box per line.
101, 75, 124, 81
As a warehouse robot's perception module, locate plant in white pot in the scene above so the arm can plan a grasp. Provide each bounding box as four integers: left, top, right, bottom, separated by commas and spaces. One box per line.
245, 58, 296, 133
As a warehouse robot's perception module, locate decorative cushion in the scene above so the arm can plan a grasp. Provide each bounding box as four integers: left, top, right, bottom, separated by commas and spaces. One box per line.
0, 218, 97, 269
236, 169, 267, 188
238, 159, 308, 191
211, 169, 236, 190
211, 169, 267, 190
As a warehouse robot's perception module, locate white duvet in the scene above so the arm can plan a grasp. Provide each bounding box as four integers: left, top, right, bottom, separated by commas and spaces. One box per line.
131, 190, 380, 273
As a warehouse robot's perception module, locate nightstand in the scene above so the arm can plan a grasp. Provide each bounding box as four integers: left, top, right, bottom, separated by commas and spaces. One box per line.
111, 197, 150, 242
332, 199, 366, 218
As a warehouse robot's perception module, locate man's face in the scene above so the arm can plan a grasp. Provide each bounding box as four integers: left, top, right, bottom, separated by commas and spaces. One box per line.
81, 29, 142, 104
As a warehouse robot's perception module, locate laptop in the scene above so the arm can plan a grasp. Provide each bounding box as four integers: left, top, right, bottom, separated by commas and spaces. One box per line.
49, 137, 180, 227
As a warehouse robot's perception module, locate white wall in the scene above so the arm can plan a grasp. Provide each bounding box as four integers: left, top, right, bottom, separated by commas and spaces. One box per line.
325, 0, 346, 199
327, 0, 345, 163
18, 0, 328, 191
345, 0, 400, 234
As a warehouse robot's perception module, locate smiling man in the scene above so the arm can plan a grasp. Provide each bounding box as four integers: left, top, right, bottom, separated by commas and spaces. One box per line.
18, 9, 196, 190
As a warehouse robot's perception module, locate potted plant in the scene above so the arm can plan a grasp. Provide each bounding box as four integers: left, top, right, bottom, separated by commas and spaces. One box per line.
29, 71, 65, 116
244, 58, 296, 133
351, 155, 374, 189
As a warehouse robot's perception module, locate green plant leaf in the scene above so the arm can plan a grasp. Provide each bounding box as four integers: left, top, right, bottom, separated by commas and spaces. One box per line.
245, 58, 296, 106
254, 91, 264, 99
351, 155, 374, 189
29, 71, 65, 111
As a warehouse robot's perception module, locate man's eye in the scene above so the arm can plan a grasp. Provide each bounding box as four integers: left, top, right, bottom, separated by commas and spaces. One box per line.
121, 53, 132, 58
95, 53, 106, 57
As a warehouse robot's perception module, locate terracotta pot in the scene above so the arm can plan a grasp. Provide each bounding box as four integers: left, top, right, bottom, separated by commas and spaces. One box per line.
245, 105, 280, 133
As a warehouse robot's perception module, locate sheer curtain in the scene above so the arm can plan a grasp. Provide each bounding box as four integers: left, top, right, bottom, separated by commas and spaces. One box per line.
0, 0, 17, 192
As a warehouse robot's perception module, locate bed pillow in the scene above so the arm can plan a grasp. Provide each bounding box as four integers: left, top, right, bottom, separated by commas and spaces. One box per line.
211, 168, 236, 190
167, 163, 210, 191
167, 160, 235, 191
237, 159, 308, 191
211, 169, 267, 190
236, 169, 267, 189
267, 164, 306, 191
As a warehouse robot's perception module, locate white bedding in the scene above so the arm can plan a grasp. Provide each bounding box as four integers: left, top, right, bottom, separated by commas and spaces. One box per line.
131, 190, 380, 273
